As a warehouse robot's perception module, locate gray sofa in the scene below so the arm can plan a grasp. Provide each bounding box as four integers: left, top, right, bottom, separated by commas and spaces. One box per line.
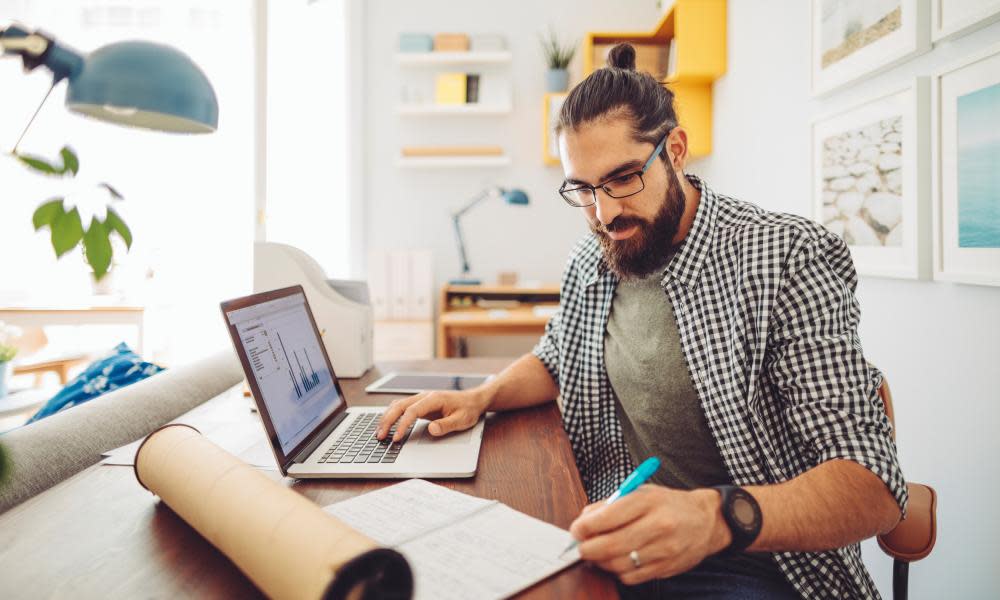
0, 350, 243, 514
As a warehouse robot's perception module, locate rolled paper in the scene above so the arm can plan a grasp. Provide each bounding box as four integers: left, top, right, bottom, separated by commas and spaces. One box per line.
134, 424, 412, 600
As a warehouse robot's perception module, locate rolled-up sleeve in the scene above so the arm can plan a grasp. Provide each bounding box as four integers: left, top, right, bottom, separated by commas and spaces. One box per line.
531, 303, 563, 390
768, 234, 908, 516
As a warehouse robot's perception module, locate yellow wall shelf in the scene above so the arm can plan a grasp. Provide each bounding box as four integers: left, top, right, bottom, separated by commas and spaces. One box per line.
581, 0, 727, 159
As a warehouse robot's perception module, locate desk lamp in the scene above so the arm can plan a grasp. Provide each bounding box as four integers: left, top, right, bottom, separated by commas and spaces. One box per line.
0, 23, 218, 139
451, 187, 530, 285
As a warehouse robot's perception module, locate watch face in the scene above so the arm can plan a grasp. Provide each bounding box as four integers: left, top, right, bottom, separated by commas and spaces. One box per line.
732, 496, 757, 530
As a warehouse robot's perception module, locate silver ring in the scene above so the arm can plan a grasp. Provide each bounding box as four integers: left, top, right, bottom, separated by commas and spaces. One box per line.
629, 550, 641, 569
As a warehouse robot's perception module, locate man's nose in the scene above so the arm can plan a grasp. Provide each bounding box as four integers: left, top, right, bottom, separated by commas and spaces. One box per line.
594, 191, 623, 226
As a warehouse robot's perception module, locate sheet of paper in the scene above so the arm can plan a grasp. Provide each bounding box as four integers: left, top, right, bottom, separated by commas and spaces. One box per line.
324, 479, 580, 600
323, 478, 494, 547
400, 504, 579, 600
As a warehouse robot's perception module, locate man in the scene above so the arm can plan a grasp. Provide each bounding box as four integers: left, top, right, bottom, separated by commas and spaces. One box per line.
377, 43, 906, 599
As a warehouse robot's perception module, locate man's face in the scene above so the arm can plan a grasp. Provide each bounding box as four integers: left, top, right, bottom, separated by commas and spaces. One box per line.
559, 117, 685, 281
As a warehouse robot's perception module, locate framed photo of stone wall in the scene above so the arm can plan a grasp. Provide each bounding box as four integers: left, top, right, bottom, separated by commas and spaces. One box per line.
811, 0, 929, 96
931, 0, 1000, 42
813, 79, 931, 279
932, 43, 1000, 286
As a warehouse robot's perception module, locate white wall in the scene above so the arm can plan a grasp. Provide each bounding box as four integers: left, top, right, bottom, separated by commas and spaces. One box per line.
691, 2, 1000, 598
362, 1, 1000, 595
362, 0, 660, 355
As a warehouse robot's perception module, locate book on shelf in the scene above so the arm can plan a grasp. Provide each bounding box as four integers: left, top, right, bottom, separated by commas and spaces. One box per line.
465, 73, 480, 103
435, 72, 467, 104
433, 32, 469, 52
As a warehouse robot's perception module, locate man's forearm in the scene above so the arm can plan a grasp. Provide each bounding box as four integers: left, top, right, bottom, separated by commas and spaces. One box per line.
480, 353, 559, 412
704, 459, 902, 554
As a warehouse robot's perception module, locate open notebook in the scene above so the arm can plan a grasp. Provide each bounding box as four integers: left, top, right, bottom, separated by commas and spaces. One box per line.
324, 479, 582, 599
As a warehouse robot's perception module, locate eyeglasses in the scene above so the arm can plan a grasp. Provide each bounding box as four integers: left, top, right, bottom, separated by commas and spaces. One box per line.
558, 134, 668, 208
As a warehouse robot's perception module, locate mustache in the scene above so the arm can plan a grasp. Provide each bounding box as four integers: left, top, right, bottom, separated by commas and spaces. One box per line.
592, 216, 648, 235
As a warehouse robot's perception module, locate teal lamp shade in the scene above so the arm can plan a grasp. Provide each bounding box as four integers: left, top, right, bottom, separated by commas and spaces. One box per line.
65, 41, 218, 133
501, 189, 530, 206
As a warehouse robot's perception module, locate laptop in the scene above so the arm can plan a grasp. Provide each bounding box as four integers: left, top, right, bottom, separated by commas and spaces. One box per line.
221, 285, 485, 478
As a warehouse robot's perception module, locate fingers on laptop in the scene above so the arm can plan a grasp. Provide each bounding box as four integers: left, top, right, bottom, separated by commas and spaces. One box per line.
377, 393, 428, 440
390, 394, 449, 442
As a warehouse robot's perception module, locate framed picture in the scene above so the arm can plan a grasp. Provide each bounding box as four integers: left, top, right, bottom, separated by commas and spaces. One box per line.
811, 0, 930, 96
542, 92, 567, 166
931, 0, 1000, 42
932, 43, 1000, 286
812, 79, 931, 279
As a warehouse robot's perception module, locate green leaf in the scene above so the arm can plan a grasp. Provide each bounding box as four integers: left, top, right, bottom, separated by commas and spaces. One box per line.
32, 198, 65, 230
104, 208, 133, 249
60, 146, 80, 176
83, 218, 113, 280
50, 207, 84, 258
15, 154, 59, 175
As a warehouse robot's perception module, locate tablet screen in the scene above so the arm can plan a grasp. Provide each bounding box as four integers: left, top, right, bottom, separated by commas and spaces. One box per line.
367, 373, 492, 394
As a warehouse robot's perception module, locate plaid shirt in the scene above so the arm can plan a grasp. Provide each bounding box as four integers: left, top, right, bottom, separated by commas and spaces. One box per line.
532, 175, 907, 599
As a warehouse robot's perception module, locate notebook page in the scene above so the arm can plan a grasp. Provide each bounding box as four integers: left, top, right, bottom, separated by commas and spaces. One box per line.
323, 478, 494, 547
398, 503, 581, 600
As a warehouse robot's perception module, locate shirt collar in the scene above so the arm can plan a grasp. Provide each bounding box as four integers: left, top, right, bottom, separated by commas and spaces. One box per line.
587, 173, 718, 290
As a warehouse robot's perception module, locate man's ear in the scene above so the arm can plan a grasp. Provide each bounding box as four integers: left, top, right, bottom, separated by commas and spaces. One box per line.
666, 127, 689, 172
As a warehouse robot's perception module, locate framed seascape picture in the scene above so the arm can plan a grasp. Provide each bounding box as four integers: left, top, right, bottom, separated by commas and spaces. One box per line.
813, 79, 931, 279
932, 43, 1000, 286
931, 0, 1000, 42
811, 0, 929, 96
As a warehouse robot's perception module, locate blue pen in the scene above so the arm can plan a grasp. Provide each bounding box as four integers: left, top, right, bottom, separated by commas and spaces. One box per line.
559, 456, 661, 557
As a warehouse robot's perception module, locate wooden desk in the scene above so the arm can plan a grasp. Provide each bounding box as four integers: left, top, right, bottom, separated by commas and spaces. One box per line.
437, 285, 559, 358
0, 300, 147, 354
0, 358, 617, 599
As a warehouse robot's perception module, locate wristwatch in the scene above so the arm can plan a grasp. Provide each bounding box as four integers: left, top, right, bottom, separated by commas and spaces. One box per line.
712, 485, 762, 553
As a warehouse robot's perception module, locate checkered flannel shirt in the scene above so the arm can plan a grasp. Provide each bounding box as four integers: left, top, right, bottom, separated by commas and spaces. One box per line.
532, 175, 907, 599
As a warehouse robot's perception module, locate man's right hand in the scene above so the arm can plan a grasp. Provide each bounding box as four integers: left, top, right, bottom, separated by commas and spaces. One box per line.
375, 388, 492, 442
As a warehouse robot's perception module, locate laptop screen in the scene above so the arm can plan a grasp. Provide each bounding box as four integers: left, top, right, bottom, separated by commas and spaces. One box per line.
225, 291, 344, 455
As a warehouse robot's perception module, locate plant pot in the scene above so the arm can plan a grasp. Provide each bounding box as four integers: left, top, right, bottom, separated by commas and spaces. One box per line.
0, 362, 9, 398
546, 68, 569, 93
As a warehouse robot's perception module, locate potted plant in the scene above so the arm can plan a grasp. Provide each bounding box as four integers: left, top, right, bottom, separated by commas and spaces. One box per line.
0, 322, 22, 399
539, 27, 576, 93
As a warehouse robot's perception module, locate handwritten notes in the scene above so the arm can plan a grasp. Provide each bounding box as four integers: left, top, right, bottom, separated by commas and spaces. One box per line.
324, 479, 580, 599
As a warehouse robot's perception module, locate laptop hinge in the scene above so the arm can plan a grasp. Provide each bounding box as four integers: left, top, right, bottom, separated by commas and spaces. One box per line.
292, 410, 348, 464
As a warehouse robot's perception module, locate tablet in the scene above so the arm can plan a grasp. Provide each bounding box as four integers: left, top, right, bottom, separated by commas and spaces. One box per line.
364, 372, 494, 394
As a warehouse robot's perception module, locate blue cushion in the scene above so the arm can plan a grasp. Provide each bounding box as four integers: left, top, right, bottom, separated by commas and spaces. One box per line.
26, 343, 164, 424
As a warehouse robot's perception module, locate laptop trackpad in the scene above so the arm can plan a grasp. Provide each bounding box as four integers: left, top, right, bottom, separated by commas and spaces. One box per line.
411, 421, 477, 445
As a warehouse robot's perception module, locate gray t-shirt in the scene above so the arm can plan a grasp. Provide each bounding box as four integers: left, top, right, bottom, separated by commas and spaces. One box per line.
604, 259, 784, 582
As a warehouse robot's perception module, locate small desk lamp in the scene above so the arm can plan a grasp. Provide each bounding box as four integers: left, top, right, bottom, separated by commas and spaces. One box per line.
0, 23, 218, 141
451, 187, 530, 285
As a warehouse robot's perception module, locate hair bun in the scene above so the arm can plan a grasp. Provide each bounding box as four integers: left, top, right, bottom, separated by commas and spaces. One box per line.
607, 43, 637, 70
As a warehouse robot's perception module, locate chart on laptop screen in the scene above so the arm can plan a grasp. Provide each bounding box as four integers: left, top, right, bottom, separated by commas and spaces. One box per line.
229, 294, 343, 454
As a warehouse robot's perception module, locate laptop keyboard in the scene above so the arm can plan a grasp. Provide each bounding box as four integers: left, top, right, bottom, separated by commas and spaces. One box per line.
319, 412, 414, 464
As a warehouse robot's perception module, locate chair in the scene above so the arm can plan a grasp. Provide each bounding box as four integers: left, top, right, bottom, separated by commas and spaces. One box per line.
10, 327, 88, 386
875, 376, 938, 600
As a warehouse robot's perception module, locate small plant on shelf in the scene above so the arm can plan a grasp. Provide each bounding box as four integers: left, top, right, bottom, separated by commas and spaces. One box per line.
539, 26, 576, 92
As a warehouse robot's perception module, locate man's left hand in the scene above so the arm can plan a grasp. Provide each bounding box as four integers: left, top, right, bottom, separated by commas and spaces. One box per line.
569, 484, 732, 585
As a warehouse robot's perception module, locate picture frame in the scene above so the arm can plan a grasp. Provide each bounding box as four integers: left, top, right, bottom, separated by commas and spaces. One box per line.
542, 92, 567, 166
812, 79, 931, 279
932, 42, 1000, 286
811, 0, 930, 96
931, 0, 1000, 42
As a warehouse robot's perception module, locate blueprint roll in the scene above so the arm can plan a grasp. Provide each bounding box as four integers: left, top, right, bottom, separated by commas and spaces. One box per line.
134, 424, 412, 600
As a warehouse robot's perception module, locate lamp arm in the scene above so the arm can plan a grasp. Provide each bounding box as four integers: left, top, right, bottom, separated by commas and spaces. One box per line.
452, 214, 472, 276
452, 187, 501, 220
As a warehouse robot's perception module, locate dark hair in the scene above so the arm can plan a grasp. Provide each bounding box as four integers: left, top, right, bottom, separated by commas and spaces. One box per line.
557, 42, 677, 155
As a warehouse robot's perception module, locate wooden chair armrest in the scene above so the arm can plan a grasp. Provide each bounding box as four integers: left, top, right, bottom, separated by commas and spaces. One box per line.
877, 483, 937, 562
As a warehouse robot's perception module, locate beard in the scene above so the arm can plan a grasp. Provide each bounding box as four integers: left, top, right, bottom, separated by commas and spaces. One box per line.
590, 165, 686, 281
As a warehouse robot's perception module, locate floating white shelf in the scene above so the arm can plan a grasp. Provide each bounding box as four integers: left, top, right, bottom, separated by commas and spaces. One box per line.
396, 156, 512, 169
395, 51, 513, 66
396, 103, 512, 116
